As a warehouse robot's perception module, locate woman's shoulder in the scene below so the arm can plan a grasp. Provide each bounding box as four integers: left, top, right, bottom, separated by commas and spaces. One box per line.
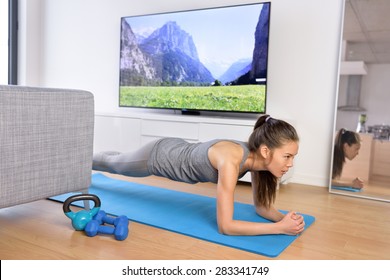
210, 140, 248, 159
217, 140, 249, 154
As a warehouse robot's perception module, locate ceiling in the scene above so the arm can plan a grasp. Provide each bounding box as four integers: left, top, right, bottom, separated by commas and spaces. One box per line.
343, 0, 390, 64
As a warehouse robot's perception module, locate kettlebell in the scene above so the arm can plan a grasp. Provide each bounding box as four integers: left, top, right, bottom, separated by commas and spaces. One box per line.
63, 194, 101, 231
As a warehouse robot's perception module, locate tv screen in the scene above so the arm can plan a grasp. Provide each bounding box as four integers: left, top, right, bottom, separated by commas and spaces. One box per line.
119, 2, 270, 114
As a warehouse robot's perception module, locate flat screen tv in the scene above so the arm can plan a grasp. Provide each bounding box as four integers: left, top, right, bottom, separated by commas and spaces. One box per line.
119, 2, 270, 115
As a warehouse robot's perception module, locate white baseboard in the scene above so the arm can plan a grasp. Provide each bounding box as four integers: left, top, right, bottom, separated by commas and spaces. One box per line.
289, 173, 329, 188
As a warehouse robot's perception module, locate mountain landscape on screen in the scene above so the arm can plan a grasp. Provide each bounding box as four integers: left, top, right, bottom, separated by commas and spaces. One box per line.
120, 4, 269, 87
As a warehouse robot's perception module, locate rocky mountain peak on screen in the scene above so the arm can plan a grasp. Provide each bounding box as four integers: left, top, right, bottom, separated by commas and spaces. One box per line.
120, 20, 213, 85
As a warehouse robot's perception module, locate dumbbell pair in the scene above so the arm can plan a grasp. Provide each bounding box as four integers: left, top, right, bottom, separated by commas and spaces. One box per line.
85, 210, 129, 241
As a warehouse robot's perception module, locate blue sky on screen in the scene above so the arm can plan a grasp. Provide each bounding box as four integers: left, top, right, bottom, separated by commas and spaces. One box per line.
125, 3, 266, 76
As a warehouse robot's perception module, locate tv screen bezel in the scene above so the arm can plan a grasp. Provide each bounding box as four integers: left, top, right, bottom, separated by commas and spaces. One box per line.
118, 2, 271, 116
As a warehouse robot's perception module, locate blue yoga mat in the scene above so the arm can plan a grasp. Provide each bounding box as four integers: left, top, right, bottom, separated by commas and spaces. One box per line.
51, 173, 315, 257
331, 186, 362, 192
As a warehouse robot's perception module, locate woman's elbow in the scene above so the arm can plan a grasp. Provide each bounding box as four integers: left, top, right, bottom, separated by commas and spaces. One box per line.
255, 205, 267, 217
217, 221, 234, 235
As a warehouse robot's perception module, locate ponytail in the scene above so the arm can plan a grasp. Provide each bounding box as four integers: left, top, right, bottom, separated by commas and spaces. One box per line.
332, 129, 360, 179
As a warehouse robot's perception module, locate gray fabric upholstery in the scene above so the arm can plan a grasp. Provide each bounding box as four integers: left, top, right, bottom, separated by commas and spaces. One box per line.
0, 85, 94, 209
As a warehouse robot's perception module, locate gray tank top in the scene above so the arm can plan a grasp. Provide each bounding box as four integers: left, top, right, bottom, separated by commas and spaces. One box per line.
147, 138, 250, 184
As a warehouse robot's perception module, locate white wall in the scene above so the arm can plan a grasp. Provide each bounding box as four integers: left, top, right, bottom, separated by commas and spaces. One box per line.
18, 0, 345, 187
18, 0, 42, 86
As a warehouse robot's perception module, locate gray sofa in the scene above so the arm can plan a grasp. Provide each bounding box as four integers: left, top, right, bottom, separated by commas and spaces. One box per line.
0, 85, 94, 209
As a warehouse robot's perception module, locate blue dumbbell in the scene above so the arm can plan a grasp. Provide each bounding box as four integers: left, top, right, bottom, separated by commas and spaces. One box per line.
93, 210, 119, 225
85, 215, 129, 241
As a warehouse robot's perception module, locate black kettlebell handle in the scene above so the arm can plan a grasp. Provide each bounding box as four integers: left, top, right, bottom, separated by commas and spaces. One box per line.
63, 194, 101, 214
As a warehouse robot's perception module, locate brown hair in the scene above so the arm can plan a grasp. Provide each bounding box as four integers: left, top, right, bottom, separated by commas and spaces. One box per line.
332, 129, 360, 179
248, 115, 299, 208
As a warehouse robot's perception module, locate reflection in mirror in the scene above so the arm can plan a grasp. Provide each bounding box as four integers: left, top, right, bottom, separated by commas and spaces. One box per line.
331, 129, 364, 190
330, 0, 390, 202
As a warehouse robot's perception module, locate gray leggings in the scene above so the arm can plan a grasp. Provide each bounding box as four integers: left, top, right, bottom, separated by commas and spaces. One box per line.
92, 140, 158, 177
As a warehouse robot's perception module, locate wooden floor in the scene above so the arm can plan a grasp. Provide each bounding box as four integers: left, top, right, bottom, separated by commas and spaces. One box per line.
1, 173, 390, 260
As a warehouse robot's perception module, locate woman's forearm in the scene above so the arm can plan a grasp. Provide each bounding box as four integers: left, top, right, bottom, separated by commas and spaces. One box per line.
256, 205, 285, 222
332, 179, 349, 187
218, 209, 305, 236
217, 205, 286, 236
218, 219, 282, 236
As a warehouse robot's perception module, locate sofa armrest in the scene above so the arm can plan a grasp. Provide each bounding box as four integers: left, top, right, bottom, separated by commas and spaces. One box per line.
0, 85, 94, 209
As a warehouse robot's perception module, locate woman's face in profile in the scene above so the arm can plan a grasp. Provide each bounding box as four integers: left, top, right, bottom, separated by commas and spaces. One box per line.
343, 142, 361, 161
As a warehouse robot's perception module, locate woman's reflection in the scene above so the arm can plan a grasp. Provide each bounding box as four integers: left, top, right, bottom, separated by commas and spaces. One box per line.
332, 129, 364, 190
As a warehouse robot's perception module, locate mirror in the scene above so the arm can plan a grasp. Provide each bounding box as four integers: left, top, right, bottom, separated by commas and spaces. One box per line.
330, 0, 390, 202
